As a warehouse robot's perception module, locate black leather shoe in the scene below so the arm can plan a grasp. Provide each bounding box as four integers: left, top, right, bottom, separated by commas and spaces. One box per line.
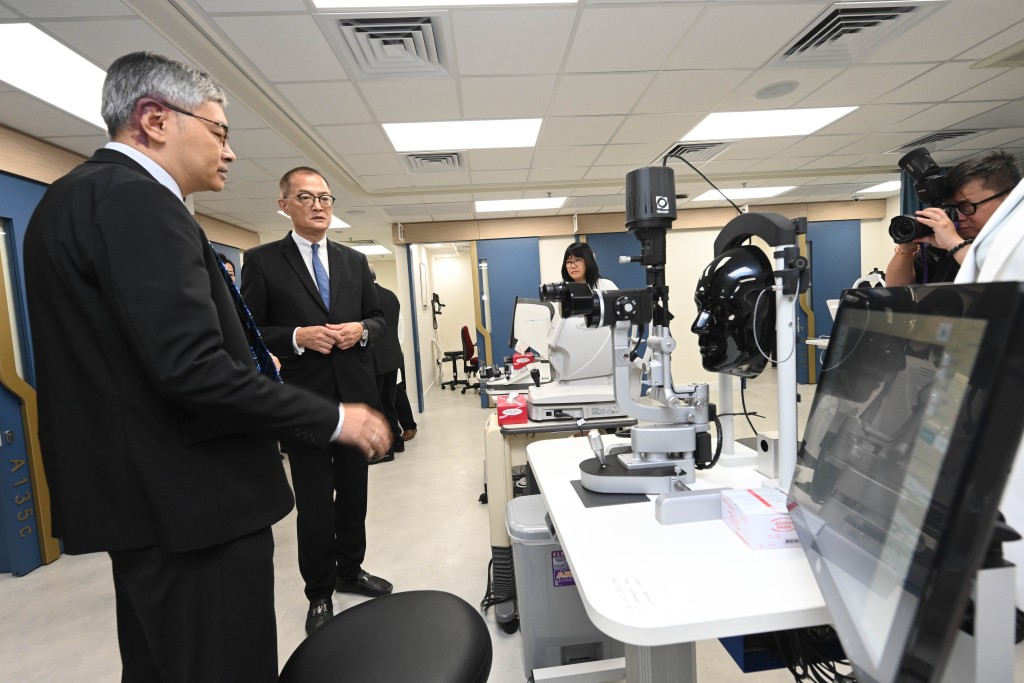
393, 439, 405, 453
305, 597, 333, 636
369, 452, 395, 465
336, 570, 393, 598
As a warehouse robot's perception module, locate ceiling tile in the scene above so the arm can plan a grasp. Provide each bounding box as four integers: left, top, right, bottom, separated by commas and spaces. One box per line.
663, 3, 825, 70
196, 0, 306, 11
611, 113, 701, 145
882, 101, 1008, 134
565, 5, 702, 73
342, 153, 407, 176
229, 128, 302, 159
276, 82, 372, 126
532, 145, 603, 168
634, 70, 751, 115
214, 15, 346, 82
537, 116, 623, 146
358, 78, 459, 122
4, 0, 131, 18
548, 73, 654, 116
452, 8, 576, 76
797, 64, 935, 107
529, 167, 588, 182
460, 76, 556, 119
318, 123, 392, 155
41, 17, 185, 67
876, 62, 1006, 105
465, 148, 534, 171
0, 91, 102, 137
594, 142, 671, 166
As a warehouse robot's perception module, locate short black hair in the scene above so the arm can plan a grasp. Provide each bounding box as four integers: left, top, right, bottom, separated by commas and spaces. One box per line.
279, 166, 327, 197
561, 242, 603, 288
944, 150, 1022, 198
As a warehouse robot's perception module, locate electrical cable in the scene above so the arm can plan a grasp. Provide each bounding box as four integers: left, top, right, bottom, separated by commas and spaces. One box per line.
479, 558, 515, 612
695, 414, 723, 470
752, 286, 796, 364
662, 152, 744, 216
740, 378, 758, 437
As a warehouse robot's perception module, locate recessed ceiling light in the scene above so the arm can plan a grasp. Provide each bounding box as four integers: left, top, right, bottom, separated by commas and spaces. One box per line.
475, 197, 567, 213
314, 0, 574, 5
690, 187, 795, 202
754, 81, 799, 101
859, 181, 902, 193
682, 107, 856, 142
349, 244, 391, 256
0, 24, 106, 129
384, 119, 542, 153
277, 210, 350, 229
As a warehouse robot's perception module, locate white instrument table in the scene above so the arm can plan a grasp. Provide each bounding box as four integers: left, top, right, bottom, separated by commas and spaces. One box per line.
527, 437, 830, 682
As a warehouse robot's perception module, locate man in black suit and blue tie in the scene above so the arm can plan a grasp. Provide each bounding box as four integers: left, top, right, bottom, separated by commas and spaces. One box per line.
241, 167, 394, 636
24, 52, 391, 683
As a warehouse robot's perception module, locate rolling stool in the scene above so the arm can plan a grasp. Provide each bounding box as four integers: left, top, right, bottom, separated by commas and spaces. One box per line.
441, 347, 468, 391
279, 590, 492, 683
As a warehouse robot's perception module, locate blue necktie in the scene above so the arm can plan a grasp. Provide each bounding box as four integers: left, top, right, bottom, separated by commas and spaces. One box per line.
311, 242, 330, 310
213, 248, 281, 382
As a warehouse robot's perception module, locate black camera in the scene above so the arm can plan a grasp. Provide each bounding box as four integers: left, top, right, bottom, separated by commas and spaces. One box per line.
899, 147, 947, 205
539, 281, 653, 328
888, 147, 956, 244
887, 207, 958, 244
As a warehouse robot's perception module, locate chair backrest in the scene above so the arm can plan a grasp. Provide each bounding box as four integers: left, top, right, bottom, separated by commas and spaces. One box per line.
461, 325, 476, 360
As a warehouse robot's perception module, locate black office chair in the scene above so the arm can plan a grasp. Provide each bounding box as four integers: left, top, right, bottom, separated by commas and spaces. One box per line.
279, 590, 492, 683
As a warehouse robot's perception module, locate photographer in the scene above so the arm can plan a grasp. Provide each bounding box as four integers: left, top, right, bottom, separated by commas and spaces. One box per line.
886, 150, 1021, 286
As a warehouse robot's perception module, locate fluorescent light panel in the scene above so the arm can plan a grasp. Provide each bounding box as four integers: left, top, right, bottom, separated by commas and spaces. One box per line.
691, 187, 795, 202
384, 119, 542, 153
314, 0, 573, 6
682, 107, 857, 142
349, 244, 392, 256
0, 24, 106, 130
859, 181, 902, 193
277, 210, 350, 229
475, 197, 566, 213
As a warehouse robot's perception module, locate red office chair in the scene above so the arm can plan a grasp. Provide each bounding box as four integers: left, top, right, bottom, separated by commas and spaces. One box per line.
441, 326, 480, 394
460, 325, 481, 395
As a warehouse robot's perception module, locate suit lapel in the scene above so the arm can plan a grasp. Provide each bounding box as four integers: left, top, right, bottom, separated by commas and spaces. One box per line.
326, 240, 346, 315
281, 233, 328, 312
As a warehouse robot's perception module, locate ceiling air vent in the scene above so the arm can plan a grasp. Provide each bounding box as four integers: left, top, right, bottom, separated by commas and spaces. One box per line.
892, 130, 987, 151
771, 1, 947, 67
661, 142, 731, 163
405, 152, 464, 173
327, 16, 450, 78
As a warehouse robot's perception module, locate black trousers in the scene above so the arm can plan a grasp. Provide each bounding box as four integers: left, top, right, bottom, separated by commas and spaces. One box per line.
395, 375, 417, 430
287, 439, 368, 600
376, 369, 401, 441
108, 527, 277, 683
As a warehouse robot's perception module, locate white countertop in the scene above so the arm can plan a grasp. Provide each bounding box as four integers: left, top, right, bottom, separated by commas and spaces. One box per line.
527, 436, 830, 647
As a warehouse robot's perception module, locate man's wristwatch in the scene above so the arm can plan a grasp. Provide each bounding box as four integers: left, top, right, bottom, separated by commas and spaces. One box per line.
360, 322, 368, 343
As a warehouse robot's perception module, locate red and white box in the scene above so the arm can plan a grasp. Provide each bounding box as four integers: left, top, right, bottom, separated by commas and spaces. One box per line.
496, 393, 528, 426
511, 352, 535, 370
721, 488, 800, 550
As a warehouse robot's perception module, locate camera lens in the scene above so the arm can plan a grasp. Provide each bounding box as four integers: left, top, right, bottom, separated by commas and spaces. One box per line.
888, 215, 933, 244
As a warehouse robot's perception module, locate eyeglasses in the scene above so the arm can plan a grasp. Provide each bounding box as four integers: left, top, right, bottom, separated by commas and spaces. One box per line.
565, 256, 584, 266
946, 188, 1011, 216
283, 192, 336, 208
161, 101, 230, 148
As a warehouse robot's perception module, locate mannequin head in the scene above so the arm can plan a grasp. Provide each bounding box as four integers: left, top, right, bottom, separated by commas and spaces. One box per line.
691, 245, 775, 378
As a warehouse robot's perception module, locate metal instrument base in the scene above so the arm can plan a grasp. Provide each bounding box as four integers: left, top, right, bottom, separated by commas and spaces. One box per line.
579, 457, 693, 495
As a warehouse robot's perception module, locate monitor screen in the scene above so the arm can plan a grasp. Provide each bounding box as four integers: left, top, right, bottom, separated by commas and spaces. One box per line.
788, 282, 1024, 683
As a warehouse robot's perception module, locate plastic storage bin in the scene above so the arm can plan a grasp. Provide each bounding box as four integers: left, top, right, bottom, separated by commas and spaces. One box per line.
505, 495, 624, 679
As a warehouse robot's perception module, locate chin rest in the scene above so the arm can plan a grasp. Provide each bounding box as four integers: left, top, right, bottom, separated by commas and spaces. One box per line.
280, 590, 492, 683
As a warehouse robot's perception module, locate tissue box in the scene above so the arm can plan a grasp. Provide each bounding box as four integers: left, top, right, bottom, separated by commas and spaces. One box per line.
511, 352, 535, 370
721, 488, 800, 550
496, 394, 528, 426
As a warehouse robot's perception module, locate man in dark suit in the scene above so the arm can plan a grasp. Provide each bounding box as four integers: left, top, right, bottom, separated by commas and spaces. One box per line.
369, 266, 404, 459
23, 52, 390, 683
241, 167, 394, 636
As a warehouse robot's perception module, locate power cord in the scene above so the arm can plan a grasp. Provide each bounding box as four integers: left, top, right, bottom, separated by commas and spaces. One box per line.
771, 626, 853, 683
479, 558, 514, 613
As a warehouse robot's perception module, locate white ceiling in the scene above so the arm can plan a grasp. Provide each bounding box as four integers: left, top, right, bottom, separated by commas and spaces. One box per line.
1, 0, 1023, 251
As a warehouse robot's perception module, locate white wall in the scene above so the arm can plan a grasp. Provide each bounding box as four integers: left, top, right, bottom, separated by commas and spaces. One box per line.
432, 253, 476, 357
860, 195, 902, 281
539, 236, 575, 286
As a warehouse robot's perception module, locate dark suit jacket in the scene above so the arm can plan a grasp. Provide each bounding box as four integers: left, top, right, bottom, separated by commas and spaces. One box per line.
24, 149, 341, 555
240, 234, 384, 406
373, 283, 402, 375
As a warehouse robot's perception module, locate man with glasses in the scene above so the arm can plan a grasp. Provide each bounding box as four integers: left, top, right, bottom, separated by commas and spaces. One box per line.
241, 167, 393, 637
887, 150, 1022, 285
24, 52, 390, 683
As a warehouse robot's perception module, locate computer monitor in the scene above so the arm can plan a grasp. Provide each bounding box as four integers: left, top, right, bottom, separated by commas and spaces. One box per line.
788, 282, 1024, 683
